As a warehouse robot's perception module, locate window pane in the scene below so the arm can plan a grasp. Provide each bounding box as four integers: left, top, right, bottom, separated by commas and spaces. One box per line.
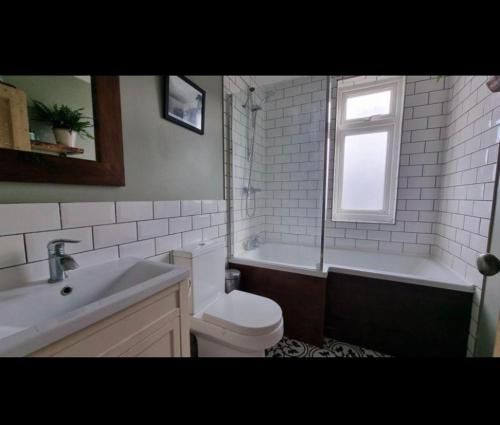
341, 132, 388, 211
345, 90, 391, 120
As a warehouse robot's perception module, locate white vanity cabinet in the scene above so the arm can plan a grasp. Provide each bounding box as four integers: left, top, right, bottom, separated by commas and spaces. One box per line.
30, 280, 190, 357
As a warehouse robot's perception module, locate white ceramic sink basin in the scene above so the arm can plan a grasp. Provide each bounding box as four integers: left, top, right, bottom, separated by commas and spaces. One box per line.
0, 257, 189, 356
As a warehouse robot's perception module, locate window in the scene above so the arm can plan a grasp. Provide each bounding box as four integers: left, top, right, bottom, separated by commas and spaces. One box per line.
332, 76, 406, 223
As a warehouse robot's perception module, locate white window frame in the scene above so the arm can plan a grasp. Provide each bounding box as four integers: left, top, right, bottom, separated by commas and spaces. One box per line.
332, 76, 406, 224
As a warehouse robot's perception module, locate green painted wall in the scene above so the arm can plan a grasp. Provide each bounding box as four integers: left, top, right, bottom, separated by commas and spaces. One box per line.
0, 75, 224, 203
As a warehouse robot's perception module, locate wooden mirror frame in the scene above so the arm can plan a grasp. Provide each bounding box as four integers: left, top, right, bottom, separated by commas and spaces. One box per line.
0, 76, 125, 186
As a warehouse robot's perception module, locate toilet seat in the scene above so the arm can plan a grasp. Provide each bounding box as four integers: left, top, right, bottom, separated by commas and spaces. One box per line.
202, 290, 283, 336
191, 315, 284, 354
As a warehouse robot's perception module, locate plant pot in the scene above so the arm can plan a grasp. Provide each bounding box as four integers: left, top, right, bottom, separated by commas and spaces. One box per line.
53, 128, 77, 148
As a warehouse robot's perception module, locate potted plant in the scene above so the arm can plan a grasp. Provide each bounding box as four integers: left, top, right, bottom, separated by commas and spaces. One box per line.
30, 100, 94, 148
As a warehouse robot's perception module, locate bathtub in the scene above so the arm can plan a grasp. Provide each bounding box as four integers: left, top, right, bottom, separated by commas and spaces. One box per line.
230, 242, 474, 293
230, 242, 474, 355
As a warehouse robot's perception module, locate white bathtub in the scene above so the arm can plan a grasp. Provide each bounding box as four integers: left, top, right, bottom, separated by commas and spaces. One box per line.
230, 242, 474, 293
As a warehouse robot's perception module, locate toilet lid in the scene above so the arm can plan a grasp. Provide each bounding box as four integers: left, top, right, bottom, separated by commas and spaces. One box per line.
202, 290, 283, 336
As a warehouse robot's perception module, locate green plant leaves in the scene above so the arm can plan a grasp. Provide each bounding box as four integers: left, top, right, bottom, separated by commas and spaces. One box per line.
30, 100, 94, 140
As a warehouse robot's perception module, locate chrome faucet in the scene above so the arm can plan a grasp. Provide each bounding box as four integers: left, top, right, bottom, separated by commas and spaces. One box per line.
243, 234, 263, 251
47, 239, 80, 283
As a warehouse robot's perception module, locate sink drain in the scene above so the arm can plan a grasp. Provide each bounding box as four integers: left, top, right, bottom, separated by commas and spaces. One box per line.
61, 286, 73, 296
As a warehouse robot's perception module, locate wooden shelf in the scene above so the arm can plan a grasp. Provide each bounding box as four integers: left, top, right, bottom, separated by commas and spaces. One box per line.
30, 140, 84, 156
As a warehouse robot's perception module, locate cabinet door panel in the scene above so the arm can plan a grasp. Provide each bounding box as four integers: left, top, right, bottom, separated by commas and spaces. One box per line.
103, 309, 179, 357
31, 285, 180, 357
136, 318, 181, 357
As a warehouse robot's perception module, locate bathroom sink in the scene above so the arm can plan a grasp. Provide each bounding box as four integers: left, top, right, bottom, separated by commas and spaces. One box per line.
0, 257, 189, 356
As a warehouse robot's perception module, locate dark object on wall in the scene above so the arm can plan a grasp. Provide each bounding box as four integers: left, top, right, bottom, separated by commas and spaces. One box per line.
164, 76, 205, 135
477, 253, 500, 277
225, 269, 241, 293
325, 272, 473, 357
486, 76, 500, 93
228, 262, 326, 347
0, 76, 125, 186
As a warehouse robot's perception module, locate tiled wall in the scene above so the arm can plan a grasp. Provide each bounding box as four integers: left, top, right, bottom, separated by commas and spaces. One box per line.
261, 76, 327, 247
0, 200, 227, 291
224, 76, 267, 256
431, 76, 500, 355
324, 76, 449, 255
224, 75, 499, 266
254, 75, 449, 255
223, 75, 500, 356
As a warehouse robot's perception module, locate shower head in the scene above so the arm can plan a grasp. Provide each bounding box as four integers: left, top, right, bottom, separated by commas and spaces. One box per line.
243, 87, 257, 109
242, 86, 262, 112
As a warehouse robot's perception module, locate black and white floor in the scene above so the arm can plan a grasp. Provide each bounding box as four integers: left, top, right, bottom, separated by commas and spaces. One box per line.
266, 336, 389, 358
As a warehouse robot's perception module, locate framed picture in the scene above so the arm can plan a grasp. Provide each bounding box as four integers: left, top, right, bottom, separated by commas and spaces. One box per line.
164, 76, 205, 135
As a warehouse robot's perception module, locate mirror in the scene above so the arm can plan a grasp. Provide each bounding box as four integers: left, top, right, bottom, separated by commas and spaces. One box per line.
0, 76, 124, 186
0, 75, 96, 161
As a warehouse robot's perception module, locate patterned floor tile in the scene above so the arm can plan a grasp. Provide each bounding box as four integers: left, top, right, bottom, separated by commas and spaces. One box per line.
266, 336, 389, 358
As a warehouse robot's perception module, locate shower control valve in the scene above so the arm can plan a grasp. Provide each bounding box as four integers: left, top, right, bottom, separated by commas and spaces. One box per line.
242, 186, 261, 195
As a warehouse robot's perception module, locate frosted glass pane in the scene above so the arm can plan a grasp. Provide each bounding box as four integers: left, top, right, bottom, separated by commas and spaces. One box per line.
345, 90, 391, 120
341, 132, 388, 211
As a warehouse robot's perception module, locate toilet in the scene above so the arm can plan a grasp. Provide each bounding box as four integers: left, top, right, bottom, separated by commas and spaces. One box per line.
173, 240, 284, 357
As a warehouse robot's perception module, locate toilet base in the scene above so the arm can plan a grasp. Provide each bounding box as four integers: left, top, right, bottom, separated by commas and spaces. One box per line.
195, 335, 265, 358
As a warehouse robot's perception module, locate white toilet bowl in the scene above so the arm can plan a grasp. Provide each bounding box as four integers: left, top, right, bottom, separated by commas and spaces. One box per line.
191, 290, 284, 357
173, 241, 284, 357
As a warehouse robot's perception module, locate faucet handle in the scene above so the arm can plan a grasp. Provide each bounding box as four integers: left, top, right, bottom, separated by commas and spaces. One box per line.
47, 239, 81, 254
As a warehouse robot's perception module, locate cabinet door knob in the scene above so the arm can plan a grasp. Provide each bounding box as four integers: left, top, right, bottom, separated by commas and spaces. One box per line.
477, 253, 500, 277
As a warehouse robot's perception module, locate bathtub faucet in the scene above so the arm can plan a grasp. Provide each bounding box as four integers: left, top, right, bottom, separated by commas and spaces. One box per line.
243, 235, 263, 251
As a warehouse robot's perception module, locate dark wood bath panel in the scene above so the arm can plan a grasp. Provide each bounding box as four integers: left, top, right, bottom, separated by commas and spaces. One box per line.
326, 272, 473, 357
228, 263, 327, 347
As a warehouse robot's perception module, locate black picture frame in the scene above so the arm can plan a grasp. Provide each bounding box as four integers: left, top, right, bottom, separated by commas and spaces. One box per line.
163, 75, 205, 135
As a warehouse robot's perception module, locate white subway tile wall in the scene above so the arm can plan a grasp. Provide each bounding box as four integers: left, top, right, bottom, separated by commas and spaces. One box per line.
0, 235, 26, 268
118, 239, 156, 259
153, 201, 181, 219
137, 218, 169, 240
0, 204, 61, 236
60, 202, 115, 228
93, 222, 138, 249
181, 200, 202, 216
324, 76, 448, 256
224, 76, 267, 256
116, 201, 153, 222
225, 77, 498, 269
227, 76, 449, 256
72, 247, 119, 269
0, 200, 227, 291
261, 76, 327, 249
25, 227, 93, 262
224, 75, 500, 357
169, 216, 192, 234
430, 76, 500, 355
224, 76, 450, 258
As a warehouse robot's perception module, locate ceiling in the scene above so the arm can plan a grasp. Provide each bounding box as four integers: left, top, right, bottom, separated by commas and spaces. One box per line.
71, 75, 302, 87
74, 76, 91, 83
254, 76, 304, 87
